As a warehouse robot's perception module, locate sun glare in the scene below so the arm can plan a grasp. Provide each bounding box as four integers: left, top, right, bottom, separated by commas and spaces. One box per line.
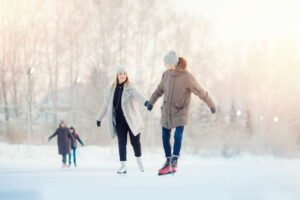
176, 0, 300, 46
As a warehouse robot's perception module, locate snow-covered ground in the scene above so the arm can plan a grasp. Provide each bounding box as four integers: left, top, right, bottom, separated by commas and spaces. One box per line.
0, 143, 300, 200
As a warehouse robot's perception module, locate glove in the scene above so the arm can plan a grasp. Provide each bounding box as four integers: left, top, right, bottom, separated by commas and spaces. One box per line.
210, 107, 216, 114
145, 101, 153, 111
48, 137, 51, 142
97, 120, 101, 127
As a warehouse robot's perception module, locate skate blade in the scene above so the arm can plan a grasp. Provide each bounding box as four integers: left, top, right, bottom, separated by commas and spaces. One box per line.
117, 171, 127, 175
158, 171, 171, 176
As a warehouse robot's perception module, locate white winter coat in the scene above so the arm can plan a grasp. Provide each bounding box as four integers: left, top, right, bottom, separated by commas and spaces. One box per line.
96, 83, 147, 139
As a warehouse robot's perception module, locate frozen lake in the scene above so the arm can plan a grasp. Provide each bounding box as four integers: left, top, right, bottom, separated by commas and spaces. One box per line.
0, 143, 300, 200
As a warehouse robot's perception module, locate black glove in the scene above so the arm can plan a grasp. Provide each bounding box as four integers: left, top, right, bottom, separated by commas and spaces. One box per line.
97, 120, 101, 127
145, 101, 153, 111
210, 107, 216, 114
48, 137, 51, 142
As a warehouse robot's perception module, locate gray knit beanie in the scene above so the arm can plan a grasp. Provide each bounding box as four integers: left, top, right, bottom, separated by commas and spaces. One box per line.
116, 66, 127, 75
164, 51, 179, 66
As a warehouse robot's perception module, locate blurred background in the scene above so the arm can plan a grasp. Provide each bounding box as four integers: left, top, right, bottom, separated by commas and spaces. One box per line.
0, 0, 299, 157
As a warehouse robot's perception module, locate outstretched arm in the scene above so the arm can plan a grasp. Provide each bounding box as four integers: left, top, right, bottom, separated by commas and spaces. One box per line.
190, 75, 216, 112
132, 86, 147, 105
149, 73, 165, 106
48, 129, 58, 141
77, 135, 84, 146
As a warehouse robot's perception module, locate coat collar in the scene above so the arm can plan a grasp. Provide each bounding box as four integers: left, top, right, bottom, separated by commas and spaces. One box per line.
122, 84, 133, 103
109, 83, 132, 94
170, 69, 186, 77
108, 83, 133, 103
123, 83, 132, 91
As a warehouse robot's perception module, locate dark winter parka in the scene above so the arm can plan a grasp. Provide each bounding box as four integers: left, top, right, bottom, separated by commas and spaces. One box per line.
149, 69, 216, 129
49, 127, 75, 155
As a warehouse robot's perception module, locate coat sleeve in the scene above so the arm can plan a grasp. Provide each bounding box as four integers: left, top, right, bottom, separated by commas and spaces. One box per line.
189, 74, 216, 109
131, 86, 147, 106
48, 129, 58, 140
149, 72, 165, 106
77, 134, 84, 146
96, 87, 111, 121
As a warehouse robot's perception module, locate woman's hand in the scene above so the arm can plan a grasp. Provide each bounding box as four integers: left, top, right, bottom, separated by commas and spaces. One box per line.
210, 107, 216, 114
145, 101, 153, 111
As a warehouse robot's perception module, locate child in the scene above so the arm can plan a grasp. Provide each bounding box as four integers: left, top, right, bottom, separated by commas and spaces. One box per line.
48, 120, 75, 168
68, 126, 84, 167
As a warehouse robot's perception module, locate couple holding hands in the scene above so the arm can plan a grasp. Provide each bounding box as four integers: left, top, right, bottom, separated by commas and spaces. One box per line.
96, 51, 216, 175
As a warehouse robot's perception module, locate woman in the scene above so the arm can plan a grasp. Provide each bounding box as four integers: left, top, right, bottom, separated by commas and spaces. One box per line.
96, 66, 148, 174
68, 126, 84, 167
48, 120, 75, 168
146, 51, 216, 175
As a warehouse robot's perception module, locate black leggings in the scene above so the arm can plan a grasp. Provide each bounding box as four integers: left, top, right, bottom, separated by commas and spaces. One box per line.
116, 116, 141, 161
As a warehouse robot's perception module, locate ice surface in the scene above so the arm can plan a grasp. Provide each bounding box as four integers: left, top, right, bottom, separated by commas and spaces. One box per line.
0, 143, 300, 200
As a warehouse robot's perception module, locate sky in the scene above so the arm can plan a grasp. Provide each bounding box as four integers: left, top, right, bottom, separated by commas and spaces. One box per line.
175, 0, 300, 46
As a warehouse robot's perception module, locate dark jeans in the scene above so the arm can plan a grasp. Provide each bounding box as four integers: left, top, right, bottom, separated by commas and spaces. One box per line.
162, 126, 184, 157
69, 148, 76, 165
116, 115, 141, 161
62, 154, 67, 164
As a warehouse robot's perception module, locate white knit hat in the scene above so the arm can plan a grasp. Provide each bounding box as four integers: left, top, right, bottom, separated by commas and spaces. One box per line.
116, 66, 127, 75
164, 51, 179, 66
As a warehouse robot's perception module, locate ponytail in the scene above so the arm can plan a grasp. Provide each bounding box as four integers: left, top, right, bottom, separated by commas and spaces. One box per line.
177, 57, 187, 71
